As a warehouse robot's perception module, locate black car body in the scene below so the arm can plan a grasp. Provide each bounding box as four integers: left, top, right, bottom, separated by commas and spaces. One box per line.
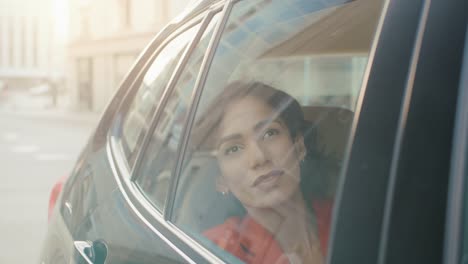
40, 0, 468, 263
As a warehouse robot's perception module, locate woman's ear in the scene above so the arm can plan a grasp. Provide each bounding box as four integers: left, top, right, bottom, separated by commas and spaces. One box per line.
294, 135, 307, 161
216, 176, 230, 195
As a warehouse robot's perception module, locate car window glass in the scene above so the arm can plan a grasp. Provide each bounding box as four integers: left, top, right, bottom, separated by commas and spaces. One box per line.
171, 0, 385, 263
134, 14, 220, 211
117, 24, 201, 168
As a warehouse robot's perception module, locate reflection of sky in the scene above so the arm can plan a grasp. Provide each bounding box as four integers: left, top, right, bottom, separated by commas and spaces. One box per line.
201, 0, 355, 114
220, 0, 354, 50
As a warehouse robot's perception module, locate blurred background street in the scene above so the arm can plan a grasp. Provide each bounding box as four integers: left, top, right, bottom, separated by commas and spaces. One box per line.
0, 107, 98, 263
0, 0, 189, 262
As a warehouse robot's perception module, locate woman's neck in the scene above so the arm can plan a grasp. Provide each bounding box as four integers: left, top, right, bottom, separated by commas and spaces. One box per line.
244, 191, 311, 235
245, 192, 323, 263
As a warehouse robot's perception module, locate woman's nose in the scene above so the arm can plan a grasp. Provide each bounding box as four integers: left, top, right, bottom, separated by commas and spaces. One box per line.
248, 141, 269, 169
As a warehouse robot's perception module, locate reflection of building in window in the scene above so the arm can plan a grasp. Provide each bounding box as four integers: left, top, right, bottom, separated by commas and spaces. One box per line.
154, 86, 192, 151
205, 0, 380, 112
123, 110, 147, 151
233, 56, 367, 110
200, 0, 340, 110
157, 93, 179, 139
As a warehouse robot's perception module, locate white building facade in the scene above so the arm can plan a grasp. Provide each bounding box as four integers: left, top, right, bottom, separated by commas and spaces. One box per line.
68, 0, 187, 112
0, 0, 63, 89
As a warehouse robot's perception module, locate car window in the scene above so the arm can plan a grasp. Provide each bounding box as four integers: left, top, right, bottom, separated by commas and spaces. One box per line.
171, 0, 385, 263
115, 24, 202, 168
134, 14, 220, 211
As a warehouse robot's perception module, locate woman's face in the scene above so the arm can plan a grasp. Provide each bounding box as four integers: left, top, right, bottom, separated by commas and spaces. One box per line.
216, 95, 305, 208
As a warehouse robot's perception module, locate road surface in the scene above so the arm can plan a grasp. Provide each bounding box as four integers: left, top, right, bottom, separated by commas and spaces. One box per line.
0, 110, 98, 263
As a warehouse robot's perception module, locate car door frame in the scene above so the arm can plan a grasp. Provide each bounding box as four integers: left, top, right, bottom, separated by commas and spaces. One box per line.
113, 0, 428, 263
328, 0, 431, 263
438, 2, 468, 264
445, 32, 468, 264
332, 0, 468, 264
153, 0, 427, 262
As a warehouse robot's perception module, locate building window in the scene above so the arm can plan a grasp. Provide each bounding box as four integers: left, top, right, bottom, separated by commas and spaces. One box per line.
9, 17, 14, 67
77, 58, 93, 110
0, 16, 3, 67
118, 0, 131, 29
79, 7, 91, 37
32, 18, 37, 67
21, 16, 26, 67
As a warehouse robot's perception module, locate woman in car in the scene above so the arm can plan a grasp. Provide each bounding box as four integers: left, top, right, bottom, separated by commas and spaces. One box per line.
194, 82, 336, 264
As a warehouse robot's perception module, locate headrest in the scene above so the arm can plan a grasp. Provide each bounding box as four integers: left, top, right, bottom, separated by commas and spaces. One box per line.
302, 106, 354, 161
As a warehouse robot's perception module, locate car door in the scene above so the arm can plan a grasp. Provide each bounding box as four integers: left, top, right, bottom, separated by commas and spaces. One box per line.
381, 1, 467, 264
78, 3, 227, 263
65, 1, 467, 264
164, 0, 465, 263
111, 0, 422, 263
331, 0, 468, 264
446, 32, 468, 264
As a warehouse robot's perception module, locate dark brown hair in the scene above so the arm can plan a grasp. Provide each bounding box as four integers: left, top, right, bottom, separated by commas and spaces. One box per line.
192, 81, 306, 150
191, 81, 336, 210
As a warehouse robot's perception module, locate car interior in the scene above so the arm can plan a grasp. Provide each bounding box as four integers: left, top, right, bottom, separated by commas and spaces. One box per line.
172, 0, 383, 237
173, 105, 354, 234
125, 0, 385, 260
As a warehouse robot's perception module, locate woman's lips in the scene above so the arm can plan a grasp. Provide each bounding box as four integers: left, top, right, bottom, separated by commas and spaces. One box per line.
252, 170, 284, 188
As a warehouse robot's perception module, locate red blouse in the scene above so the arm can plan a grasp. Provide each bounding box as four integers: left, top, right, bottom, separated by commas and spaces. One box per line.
204, 200, 333, 264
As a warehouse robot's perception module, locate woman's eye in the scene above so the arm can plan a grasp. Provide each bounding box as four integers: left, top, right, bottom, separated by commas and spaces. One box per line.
263, 128, 279, 139
224, 145, 241, 155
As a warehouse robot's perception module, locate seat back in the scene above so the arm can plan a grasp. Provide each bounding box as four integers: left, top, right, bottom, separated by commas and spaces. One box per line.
302, 106, 353, 161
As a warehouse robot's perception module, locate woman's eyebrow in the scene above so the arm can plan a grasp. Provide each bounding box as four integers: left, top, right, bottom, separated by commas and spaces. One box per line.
217, 134, 242, 148
217, 118, 283, 148
253, 118, 282, 132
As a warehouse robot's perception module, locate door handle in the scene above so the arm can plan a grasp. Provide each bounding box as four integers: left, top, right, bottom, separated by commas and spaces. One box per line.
73, 240, 108, 264
74, 241, 94, 264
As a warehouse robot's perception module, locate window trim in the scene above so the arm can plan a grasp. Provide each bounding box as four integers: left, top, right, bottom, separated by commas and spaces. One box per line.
373, 0, 468, 262
443, 30, 468, 264
108, 2, 236, 263
109, 9, 211, 174
130, 12, 220, 183
135, 4, 236, 263
164, 0, 240, 221
107, 142, 198, 264
128, 18, 212, 211
328, 0, 429, 263
376, 0, 431, 261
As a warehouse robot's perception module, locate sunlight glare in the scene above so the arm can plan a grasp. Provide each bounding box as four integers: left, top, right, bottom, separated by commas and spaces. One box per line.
53, 0, 70, 41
